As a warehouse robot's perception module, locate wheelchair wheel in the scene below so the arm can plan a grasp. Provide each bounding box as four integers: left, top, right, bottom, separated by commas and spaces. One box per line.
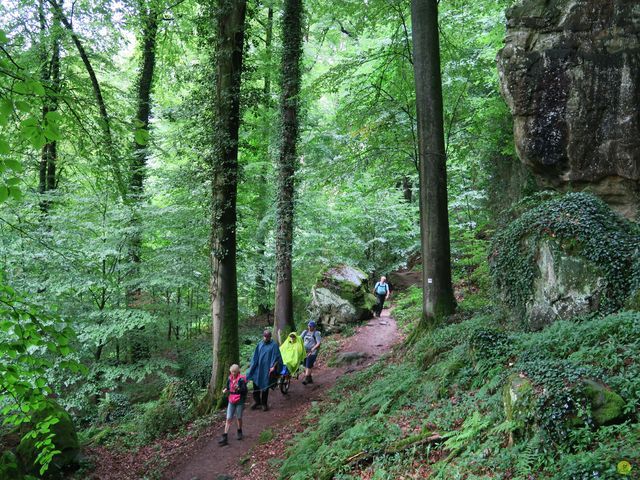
280, 375, 291, 394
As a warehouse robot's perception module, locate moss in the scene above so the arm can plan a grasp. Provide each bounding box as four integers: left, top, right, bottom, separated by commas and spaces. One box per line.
503, 374, 536, 442
582, 380, 625, 426
16, 399, 79, 478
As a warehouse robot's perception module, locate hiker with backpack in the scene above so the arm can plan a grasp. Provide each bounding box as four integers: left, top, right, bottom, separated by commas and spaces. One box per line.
301, 321, 322, 385
218, 364, 247, 446
373, 275, 391, 317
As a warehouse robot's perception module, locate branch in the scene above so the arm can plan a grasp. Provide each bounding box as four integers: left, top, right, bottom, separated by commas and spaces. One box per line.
45, 0, 126, 197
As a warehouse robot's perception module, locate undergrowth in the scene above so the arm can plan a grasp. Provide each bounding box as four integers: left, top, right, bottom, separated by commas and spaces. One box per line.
279, 307, 640, 479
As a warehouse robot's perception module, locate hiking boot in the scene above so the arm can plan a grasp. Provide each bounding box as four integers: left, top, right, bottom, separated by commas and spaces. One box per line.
218, 433, 228, 446
250, 403, 261, 410
236, 429, 243, 440
262, 404, 269, 412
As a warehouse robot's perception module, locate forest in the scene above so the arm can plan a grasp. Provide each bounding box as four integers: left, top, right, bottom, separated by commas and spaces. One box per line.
1, 0, 639, 479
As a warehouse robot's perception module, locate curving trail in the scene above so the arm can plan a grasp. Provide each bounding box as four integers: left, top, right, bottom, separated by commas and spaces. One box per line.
167, 308, 400, 480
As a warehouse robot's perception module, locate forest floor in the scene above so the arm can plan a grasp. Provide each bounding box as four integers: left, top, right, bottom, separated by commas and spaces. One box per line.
165, 307, 401, 480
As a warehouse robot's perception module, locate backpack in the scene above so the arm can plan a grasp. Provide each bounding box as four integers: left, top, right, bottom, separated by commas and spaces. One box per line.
301, 330, 321, 351
228, 374, 246, 404
375, 282, 388, 295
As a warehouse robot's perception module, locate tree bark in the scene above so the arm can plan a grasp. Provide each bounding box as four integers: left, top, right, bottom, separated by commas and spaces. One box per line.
255, 5, 274, 317
127, 2, 159, 297
411, 0, 456, 326
38, 0, 60, 212
208, 0, 247, 406
273, 0, 303, 343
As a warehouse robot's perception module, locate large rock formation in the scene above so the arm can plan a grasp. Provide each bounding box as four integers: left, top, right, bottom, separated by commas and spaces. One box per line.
307, 265, 376, 333
490, 193, 639, 329
497, 0, 640, 219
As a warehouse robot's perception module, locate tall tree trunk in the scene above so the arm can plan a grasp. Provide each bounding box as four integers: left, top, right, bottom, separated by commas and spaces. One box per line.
38, 0, 60, 212
411, 0, 456, 327
127, 3, 159, 295
273, 0, 303, 343
208, 0, 247, 406
255, 5, 274, 317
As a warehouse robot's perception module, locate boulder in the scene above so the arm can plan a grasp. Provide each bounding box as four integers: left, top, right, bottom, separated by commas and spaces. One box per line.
582, 380, 626, 426
16, 399, 80, 478
331, 351, 369, 367
503, 374, 536, 444
497, 0, 640, 219
528, 240, 606, 330
309, 265, 377, 332
308, 287, 358, 334
490, 193, 639, 329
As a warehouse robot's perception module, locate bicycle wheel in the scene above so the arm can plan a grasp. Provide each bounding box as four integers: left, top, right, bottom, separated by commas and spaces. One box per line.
280, 375, 291, 394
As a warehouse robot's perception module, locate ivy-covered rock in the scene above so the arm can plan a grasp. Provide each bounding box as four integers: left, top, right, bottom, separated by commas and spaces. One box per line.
308, 265, 377, 332
16, 399, 79, 478
490, 192, 640, 329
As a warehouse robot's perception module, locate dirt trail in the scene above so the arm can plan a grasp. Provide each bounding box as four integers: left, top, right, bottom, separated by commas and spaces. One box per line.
168, 308, 400, 480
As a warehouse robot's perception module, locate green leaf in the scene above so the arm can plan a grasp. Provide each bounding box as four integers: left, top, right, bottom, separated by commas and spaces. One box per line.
45, 111, 63, 123
44, 125, 61, 141
15, 101, 30, 113
8, 186, 22, 201
30, 81, 45, 96
0, 138, 9, 154
13, 82, 29, 95
0, 99, 12, 125
5, 159, 22, 172
134, 129, 150, 146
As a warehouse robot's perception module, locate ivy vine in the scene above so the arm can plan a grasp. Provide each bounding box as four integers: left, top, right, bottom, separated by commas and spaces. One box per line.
490, 192, 640, 319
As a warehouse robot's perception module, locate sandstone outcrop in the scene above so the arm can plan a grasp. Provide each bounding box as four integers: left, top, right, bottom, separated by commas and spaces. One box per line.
497, 0, 640, 219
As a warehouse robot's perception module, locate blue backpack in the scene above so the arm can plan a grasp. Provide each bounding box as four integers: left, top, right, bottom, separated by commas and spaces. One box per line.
375, 282, 388, 295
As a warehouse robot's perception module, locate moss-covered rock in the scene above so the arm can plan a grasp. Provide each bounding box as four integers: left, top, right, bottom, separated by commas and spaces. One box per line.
309, 265, 376, 332
16, 399, 79, 478
582, 380, 626, 426
503, 374, 536, 444
490, 192, 640, 329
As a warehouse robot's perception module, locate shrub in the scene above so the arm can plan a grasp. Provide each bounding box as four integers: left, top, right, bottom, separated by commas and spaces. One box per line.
139, 400, 183, 442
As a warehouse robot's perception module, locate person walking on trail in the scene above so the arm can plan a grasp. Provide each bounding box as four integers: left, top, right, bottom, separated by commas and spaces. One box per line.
280, 332, 305, 376
373, 276, 391, 317
218, 364, 247, 446
246, 330, 282, 411
301, 321, 321, 385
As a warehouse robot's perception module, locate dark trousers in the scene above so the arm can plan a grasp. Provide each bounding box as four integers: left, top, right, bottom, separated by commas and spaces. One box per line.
253, 385, 269, 406
376, 293, 386, 315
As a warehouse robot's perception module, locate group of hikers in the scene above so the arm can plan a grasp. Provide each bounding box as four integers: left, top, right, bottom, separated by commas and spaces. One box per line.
217, 276, 391, 447
217, 321, 322, 446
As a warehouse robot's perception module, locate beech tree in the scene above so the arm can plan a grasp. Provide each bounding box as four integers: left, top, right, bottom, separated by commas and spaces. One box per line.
411, 0, 456, 326
274, 0, 304, 342
208, 0, 247, 404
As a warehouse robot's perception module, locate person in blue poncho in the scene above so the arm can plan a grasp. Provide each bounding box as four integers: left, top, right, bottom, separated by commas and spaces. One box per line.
246, 329, 282, 411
